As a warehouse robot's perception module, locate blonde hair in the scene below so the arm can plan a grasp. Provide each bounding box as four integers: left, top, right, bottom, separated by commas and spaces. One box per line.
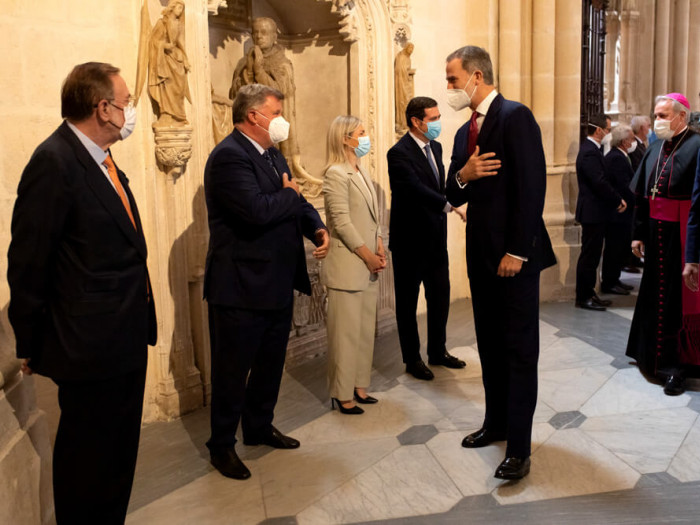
323, 115, 362, 174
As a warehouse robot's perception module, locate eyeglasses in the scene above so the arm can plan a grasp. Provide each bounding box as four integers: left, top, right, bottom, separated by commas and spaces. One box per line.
108, 96, 134, 112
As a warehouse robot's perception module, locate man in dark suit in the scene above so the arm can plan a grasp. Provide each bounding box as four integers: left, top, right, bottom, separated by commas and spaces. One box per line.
629, 115, 651, 171
204, 83, 329, 480
574, 114, 628, 310
444, 46, 556, 480
387, 96, 466, 381
601, 124, 636, 294
7, 62, 157, 524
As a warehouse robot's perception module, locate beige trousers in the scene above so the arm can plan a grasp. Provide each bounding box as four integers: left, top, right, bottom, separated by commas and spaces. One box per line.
326, 281, 379, 400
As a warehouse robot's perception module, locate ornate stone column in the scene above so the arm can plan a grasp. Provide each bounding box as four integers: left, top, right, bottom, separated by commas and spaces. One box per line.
619, 3, 640, 118
605, 9, 620, 113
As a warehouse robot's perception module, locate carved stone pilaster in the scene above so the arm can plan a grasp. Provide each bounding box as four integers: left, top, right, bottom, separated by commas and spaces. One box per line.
153, 125, 193, 180
388, 0, 411, 46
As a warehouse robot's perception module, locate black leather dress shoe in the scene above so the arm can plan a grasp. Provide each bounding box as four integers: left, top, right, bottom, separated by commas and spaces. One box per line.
406, 360, 434, 380
601, 284, 630, 295
210, 448, 251, 480
244, 426, 300, 449
575, 297, 606, 311
592, 293, 612, 306
461, 428, 506, 448
494, 456, 530, 480
429, 352, 466, 369
617, 281, 634, 291
664, 374, 686, 396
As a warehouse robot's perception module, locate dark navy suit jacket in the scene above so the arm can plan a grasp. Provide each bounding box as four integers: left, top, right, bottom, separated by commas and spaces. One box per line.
603, 148, 634, 224
203, 128, 325, 310
387, 132, 448, 254
575, 138, 621, 223
445, 93, 555, 277
8, 121, 157, 381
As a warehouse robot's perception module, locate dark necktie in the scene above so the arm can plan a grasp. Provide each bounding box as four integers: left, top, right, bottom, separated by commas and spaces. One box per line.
467, 111, 479, 157
424, 143, 439, 185
262, 150, 280, 179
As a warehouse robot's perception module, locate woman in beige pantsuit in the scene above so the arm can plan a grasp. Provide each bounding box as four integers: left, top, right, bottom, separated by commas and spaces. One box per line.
322, 115, 386, 414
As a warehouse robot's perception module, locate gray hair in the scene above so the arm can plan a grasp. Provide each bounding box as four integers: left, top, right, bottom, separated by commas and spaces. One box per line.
655, 95, 689, 124
610, 123, 633, 148
232, 83, 284, 124
446, 46, 494, 85
630, 115, 650, 134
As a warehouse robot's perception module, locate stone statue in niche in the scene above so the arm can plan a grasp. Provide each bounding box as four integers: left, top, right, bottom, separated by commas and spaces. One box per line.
231, 17, 323, 197
149, 0, 192, 127
394, 42, 415, 133
211, 88, 234, 145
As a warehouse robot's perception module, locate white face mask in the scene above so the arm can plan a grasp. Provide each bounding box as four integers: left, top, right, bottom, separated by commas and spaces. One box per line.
447, 72, 477, 112
119, 104, 137, 140
626, 140, 637, 154
256, 111, 290, 143
654, 114, 679, 141
601, 132, 612, 148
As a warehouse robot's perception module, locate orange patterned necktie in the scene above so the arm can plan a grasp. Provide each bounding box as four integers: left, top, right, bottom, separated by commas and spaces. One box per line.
103, 155, 136, 229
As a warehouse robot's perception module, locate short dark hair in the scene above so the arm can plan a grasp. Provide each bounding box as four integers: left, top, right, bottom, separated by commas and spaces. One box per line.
231, 84, 284, 124
406, 97, 438, 130
61, 62, 120, 121
446, 46, 494, 85
587, 114, 610, 136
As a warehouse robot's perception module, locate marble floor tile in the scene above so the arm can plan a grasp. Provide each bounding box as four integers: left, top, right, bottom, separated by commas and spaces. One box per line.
532, 399, 557, 425
291, 384, 442, 446
493, 428, 640, 505
538, 337, 613, 372
539, 320, 562, 350
427, 424, 555, 498
607, 307, 634, 321
581, 407, 698, 473
126, 470, 265, 525
668, 416, 700, 482
580, 368, 690, 418
256, 437, 399, 518
538, 365, 617, 412
296, 445, 462, 524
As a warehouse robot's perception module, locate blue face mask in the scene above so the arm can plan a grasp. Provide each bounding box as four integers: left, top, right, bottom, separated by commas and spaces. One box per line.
354, 135, 371, 157
422, 120, 441, 141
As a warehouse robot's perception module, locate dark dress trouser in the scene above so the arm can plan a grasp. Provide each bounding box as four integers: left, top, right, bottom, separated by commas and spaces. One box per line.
392, 247, 450, 363
206, 301, 294, 452
469, 269, 540, 459
576, 222, 607, 302
53, 366, 147, 525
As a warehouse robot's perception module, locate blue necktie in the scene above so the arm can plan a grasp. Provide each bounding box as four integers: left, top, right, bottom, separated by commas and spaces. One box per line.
425, 143, 439, 185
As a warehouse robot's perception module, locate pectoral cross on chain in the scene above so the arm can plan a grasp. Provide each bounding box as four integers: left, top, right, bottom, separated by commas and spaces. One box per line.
650, 185, 659, 200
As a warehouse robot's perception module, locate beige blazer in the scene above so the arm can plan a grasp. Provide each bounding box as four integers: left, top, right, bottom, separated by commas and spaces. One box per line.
321, 162, 381, 291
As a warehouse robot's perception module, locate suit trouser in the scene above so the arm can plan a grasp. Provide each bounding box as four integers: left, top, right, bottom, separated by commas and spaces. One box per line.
207, 302, 293, 451
392, 248, 450, 363
53, 366, 147, 525
576, 222, 607, 302
469, 270, 540, 458
326, 281, 378, 399
601, 220, 633, 288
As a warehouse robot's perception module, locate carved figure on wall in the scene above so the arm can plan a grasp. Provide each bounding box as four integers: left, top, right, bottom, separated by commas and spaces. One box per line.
149, 0, 192, 127
231, 17, 323, 196
394, 42, 415, 132
211, 88, 234, 144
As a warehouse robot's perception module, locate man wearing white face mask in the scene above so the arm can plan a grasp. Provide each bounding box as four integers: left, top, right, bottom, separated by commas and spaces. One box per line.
574, 114, 626, 311
627, 93, 700, 396
8, 62, 157, 523
601, 124, 636, 295
203, 83, 330, 480
444, 46, 556, 481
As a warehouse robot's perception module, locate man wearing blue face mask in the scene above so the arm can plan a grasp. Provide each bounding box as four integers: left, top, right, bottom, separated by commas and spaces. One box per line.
387, 97, 467, 381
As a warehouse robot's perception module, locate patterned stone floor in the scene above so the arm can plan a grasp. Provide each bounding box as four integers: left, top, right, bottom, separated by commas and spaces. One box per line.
124, 272, 700, 524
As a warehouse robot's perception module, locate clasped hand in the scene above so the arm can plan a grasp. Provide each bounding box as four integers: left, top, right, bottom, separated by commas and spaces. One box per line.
497, 254, 523, 278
